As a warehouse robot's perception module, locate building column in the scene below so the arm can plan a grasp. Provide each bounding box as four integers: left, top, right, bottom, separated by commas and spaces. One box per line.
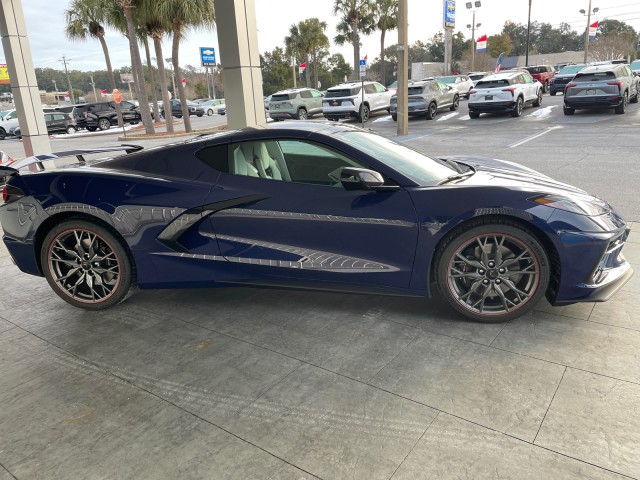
213, 0, 266, 129
0, 0, 51, 156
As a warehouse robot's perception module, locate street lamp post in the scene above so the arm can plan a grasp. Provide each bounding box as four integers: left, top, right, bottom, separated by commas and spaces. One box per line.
580, 1, 599, 63
465, 1, 481, 71
525, 0, 532, 66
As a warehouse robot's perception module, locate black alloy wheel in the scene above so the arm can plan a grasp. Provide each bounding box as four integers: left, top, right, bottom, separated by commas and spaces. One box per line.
533, 90, 543, 107
436, 222, 549, 322
359, 104, 370, 122
615, 92, 628, 114
450, 95, 460, 111
42, 220, 135, 310
297, 108, 308, 120
426, 102, 437, 120
511, 97, 524, 117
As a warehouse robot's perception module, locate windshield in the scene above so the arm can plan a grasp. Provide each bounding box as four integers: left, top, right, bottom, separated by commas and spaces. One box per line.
630, 60, 640, 70
339, 131, 457, 186
559, 65, 586, 75
438, 76, 456, 84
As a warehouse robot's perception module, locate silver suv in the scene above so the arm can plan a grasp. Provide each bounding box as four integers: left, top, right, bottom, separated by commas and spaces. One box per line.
390, 79, 459, 121
323, 81, 393, 122
563, 64, 640, 115
268, 88, 323, 121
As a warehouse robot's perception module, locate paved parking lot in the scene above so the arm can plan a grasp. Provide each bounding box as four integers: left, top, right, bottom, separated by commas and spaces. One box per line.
1, 95, 640, 479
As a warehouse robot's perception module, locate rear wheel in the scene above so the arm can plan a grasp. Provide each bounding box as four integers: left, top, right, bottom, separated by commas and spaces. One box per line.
469, 111, 480, 119
533, 90, 543, 107
450, 95, 460, 111
41, 220, 135, 310
207, 108, 214, 116
436, 221, 549, 322
98, 118, 111, 131
563, 106, 575, 115
66, 126, 77, 135
615, 92, 628, 114
391, 113, 397, 121
297, 107, 308, 120
0, 128, 5, 140
510, 97, 524, 117
426, 102, 437, 120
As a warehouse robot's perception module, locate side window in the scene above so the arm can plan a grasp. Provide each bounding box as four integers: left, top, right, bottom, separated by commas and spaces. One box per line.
437, 81, 448, 92
310, 90, 323, 98
44, 114, 53, 122
374, 82, 386, 93
195, 144, 230, 173
430, 83, 440, 93
364, 84, 377, 94
227, 139, 367, 186
299, 90, 312, 99
54, 114, 66, 121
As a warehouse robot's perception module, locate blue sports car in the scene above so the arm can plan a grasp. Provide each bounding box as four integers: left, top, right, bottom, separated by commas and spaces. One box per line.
0, 123, 633, 322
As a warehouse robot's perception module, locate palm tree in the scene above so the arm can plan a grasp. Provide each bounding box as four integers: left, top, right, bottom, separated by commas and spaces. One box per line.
285, 19, 329, 88
64, 0, 123, 127
114, 0, 155, 134
155, 0, 215, 133
373, 0, 398, 86
333, 0, 375, 79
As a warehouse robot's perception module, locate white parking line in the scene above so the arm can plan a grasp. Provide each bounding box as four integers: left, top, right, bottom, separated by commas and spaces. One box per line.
508, 125, 562, 148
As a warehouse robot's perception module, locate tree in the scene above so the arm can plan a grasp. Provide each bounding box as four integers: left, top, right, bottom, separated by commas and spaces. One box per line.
261, 47, 292, 94
590, 34, 635, 61
487, 33, 513, 58
333, 0, 375, 79
114, 0, 155, 134
156, 0, 215, 133
373, 0, 397, 86
64, 0, 124, 127
285, 18, 329, 88
501, 21, 528, 56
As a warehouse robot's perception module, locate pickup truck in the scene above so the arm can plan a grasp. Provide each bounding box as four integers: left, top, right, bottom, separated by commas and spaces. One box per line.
524, 65, 555, 93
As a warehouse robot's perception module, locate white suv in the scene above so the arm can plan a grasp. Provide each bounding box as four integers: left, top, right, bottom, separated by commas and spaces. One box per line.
323, 81, 393, 122
468, 70, 543, 118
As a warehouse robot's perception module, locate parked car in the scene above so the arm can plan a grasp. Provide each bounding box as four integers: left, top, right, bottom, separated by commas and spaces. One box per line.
160, 100, 205, 118
323, 81, 393, 122
563, 63, 640, 115
468, 70, 543, 118
0, 109, 20, 140
387, 80, 398, 93
549, 64, 587, 96
72, 101, 141, 131
10, 112, 76, 139
269, 88, 323, 121
436, 75, 474, 98
217, 104, 226, 115
630, 59, 640, 75
202, 98, 225, 116
0, 123, 632, 322
389, 79, 459, 121
524, 65, 555, 93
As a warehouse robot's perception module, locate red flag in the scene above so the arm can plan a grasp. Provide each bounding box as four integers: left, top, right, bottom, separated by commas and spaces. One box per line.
364, 55, 368, 61
101, 89, 108, 94
299, 62, 306, 69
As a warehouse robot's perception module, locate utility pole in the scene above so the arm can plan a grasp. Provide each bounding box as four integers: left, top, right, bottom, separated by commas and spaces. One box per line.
59, 55, 75, 104
397, 0, 408, 136
292, 57, 297, 88
525, 0, 532, 66
89, 74, 97, 101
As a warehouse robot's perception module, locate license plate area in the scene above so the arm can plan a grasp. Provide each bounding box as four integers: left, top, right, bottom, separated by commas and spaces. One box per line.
274, 104, 280, 109
586, 89, 596, 95
485, 95, 493, 100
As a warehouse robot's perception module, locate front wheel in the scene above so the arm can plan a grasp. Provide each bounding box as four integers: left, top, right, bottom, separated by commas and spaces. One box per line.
550, 91, 557, 96
533, 90, 543, 107
297, 108, 308, 120
207, 109, 214, 116
436, 221, 549, 322
358, 104, 370, 122
511, 97, 524, 117
450, 95, 460, 111
41, 220, 135, 310
391, 113, 397, 121
0, 128, 5, 140
426, 102, 437, 120
66, 126, 77, 135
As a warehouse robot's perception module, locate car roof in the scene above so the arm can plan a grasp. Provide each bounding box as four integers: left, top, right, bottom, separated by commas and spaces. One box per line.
578, 64, 624, 74
273, 87, 314, 94
327, 81, 377, 89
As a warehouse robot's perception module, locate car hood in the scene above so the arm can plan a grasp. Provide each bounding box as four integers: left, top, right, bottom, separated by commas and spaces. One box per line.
442, 155, 603, 201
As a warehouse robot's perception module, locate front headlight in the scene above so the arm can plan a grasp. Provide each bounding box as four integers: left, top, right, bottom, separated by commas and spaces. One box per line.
529, 194, 609, 216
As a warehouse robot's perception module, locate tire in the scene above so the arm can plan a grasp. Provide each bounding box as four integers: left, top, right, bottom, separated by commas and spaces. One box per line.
543, 81, 549, 93
563, 106, 575, 115
86, 126, 97, 132
391, 113, 397, 121
469, 111, 480, 119
41, 219, 135, 310
435, 221, 549, 322
358, 104, 370, 122
66, 126, 77, 135
510, 97, 524, 117
450, 95, 460, 111
297, 108, 308, 120
533, 90, 543, 107
197, 114, 203, 117
631, 91, 639, 104
98, 118, 111, 131
207, 108, 214, 116
550, 91, 557, 96
426, 102, 437, 120
615, 92, 628, 114
0, 128, 5, 140
176, 114, 182, 118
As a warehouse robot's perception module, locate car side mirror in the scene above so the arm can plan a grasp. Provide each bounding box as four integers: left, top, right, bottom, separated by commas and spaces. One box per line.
340, 167, 386, 191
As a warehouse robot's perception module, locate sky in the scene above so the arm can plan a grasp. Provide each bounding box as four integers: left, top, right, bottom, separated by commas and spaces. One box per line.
5, 0, 640, 76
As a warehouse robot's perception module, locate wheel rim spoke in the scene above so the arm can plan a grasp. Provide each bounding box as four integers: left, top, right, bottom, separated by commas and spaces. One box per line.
49, 228, 120, 304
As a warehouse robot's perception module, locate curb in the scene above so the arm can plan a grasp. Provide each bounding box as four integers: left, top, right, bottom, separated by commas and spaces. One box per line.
117, 125, 227, 142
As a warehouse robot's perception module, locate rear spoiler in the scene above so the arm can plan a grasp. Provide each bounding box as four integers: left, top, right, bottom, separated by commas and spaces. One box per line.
0, 144, 143, 179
